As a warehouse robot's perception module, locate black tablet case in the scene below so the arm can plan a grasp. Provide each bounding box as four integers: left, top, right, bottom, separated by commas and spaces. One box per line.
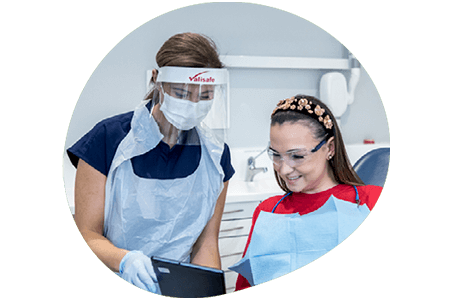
151, 256, 226, 298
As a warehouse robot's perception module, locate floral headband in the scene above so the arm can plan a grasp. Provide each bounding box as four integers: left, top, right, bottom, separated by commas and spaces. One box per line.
271, 96, 334, 130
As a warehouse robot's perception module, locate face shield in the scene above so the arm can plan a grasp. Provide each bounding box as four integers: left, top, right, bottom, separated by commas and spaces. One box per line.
152, 66, 229, 145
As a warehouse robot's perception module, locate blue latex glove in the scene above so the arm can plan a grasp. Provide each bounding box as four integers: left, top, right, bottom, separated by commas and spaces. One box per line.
119, 250, 159, 293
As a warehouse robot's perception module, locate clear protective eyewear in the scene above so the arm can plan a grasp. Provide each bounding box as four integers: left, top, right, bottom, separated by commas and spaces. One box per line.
267, 138, 328, 167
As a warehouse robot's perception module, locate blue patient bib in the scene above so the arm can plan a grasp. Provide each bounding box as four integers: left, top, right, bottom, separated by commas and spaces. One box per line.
229, 192, 370, 286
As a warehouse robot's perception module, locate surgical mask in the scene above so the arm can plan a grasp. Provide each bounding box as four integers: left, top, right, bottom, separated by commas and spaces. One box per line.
160, 92, 213, 130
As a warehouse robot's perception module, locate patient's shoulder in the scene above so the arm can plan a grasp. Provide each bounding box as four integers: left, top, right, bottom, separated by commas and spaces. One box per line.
256, 194, 286, 213
358, 185, 383, 210
248, 194, 284, 225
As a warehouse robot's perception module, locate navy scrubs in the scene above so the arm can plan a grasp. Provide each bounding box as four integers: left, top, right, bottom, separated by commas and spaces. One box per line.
67, 102, 234, 182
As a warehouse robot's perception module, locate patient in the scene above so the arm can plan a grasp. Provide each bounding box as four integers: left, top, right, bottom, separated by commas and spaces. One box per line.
233, 95, 383, 290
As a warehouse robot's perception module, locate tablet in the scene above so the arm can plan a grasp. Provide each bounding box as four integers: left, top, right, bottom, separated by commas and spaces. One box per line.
151, 256, 226, 297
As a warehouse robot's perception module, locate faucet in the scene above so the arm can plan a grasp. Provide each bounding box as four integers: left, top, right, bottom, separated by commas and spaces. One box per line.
245, 147, 268, 182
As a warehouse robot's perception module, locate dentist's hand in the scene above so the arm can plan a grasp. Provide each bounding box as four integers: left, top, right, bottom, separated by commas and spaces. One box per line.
119, 250, 159, 293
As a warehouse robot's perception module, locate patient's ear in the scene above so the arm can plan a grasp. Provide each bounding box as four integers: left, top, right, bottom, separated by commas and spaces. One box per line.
327, 137, 335, 157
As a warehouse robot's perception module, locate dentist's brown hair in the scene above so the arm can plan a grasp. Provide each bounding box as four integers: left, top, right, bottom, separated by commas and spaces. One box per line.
145, 33, 223, 101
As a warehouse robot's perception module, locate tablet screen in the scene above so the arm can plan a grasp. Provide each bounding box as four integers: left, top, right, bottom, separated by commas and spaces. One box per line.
151, 256, 226, 297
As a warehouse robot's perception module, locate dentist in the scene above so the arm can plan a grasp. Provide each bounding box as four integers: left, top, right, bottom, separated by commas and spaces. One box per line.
67, 33, 234, 293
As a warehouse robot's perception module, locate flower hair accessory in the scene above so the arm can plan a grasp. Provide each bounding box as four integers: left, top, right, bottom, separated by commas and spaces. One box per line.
272, 96, 334, 130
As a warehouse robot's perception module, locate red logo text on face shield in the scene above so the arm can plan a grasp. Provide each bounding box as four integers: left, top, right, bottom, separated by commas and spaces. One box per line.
189, 71, 215, 83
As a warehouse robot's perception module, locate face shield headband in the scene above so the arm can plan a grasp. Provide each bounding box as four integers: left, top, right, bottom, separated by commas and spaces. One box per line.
156, 66, 228, 86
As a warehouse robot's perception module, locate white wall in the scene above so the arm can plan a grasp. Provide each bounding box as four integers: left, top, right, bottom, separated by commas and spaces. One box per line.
64, 2, 389, 153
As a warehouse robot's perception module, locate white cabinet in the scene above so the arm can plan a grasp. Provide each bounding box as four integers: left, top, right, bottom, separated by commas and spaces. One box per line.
219, 200, 260, 293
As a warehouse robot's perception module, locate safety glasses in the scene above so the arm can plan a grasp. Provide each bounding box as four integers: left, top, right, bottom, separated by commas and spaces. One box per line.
267, 138, 328, 167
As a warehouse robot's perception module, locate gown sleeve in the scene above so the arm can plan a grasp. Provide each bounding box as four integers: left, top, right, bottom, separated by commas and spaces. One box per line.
221, 143, 235, 182
66, 112, 132, 175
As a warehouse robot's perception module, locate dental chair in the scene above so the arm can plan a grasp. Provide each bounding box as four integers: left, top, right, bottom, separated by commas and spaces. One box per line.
352, 147, 390, 187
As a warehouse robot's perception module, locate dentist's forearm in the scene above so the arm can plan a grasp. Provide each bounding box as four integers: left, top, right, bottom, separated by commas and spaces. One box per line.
191, 239, 221, 269
79, 228, 129, 273
74, 159, 128, 273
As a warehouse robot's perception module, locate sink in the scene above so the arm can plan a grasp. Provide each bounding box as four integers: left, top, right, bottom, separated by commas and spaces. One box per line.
226, 147, 284, 203
227, 178, 284, 203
